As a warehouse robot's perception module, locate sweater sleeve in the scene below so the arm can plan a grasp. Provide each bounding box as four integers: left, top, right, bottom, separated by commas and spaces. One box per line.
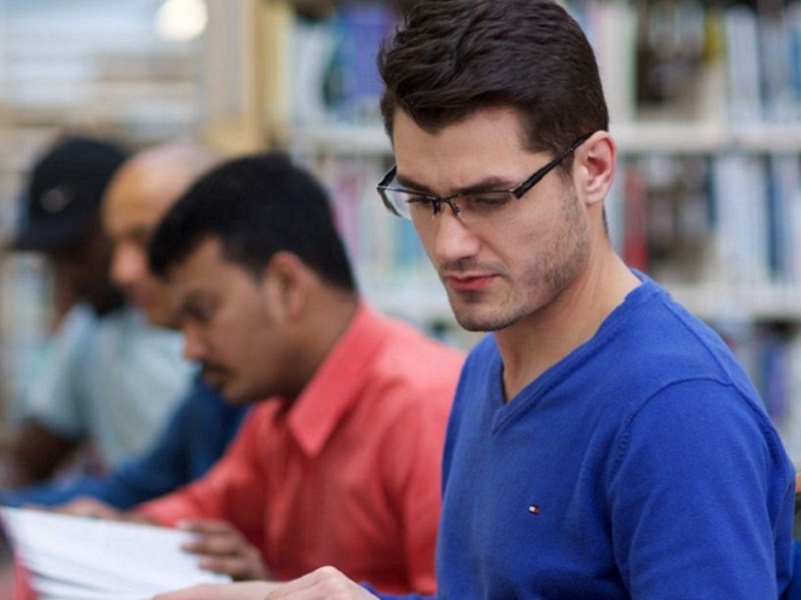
607, 379, 795, 599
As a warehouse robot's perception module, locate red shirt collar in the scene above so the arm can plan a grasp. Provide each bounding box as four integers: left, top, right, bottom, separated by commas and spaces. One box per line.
286, 303, 387, 457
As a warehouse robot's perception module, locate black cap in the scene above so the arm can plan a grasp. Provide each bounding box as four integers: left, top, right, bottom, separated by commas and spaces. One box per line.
12, 136, 129, 252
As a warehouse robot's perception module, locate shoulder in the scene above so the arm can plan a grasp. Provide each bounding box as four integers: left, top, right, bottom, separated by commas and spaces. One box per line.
597, 278, 758, 402
368, 313, 466, 390
619, 377, 784, 459
48, 303, 99, 354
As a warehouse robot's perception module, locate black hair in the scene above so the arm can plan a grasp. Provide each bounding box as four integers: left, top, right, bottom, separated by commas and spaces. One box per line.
378, 0, 608, 169
149, 153, 356, 291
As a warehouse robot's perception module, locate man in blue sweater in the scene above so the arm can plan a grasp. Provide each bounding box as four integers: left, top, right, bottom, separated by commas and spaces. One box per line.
155, 0, 797, 598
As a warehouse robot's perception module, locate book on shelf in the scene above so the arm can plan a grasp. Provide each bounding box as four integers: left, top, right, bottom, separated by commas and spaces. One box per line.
1, 507, 229, 600
720, 2, 801, 125
767, 155, 801, 282
724, 5, 762, 124
568, 0, 637, 124
287, 2, 401, 128
328, 3, 399, 123
711, 154, 770, 285
278, 0, 801, 139
291, 15, 337, 126
607, 151, 801, 290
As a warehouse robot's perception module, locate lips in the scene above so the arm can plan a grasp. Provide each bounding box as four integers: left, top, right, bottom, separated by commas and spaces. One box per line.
200, 366, 228, 389
444, 273, 496, 292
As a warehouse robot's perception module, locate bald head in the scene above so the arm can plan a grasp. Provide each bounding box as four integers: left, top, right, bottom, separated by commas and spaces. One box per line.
103, 143, 222, 326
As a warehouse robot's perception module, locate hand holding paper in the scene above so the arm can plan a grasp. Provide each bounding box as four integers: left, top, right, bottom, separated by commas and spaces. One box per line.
176, 519, 269, 581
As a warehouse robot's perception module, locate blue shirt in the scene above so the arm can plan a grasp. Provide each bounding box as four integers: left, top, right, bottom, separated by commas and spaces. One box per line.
3, 374, 248, 509
22, 304, 192, 468
367, 274, 795, 599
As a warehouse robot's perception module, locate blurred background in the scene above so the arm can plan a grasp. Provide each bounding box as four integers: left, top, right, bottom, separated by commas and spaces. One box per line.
0, 0, 211, 428
4, 0, 801, 466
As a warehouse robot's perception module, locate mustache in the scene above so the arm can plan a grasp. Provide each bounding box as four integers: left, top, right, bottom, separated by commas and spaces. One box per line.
439, 257, 502, 278
200, 363, 229, 379
438, 257, 481, 273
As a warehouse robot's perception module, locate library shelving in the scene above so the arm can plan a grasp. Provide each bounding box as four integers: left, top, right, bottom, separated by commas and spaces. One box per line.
213, 0, 801, 461
0, 0, 206, 419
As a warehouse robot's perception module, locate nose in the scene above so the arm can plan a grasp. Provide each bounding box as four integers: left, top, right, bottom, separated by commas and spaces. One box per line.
428, 206, 481, 265
182, 324, 206, 363
110, 243, 146, 290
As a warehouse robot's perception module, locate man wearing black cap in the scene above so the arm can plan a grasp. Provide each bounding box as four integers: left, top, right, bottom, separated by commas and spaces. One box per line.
11, 136, 127, 321
1, 135, 191, 488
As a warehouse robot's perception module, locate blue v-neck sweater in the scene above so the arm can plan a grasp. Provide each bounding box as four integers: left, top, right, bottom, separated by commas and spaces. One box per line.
368, 275, 795, 599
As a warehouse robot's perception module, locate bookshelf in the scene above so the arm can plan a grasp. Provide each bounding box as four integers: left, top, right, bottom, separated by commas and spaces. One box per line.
0, 0, 207, 421
253, 0, 801, 314
226, 0, 801, 463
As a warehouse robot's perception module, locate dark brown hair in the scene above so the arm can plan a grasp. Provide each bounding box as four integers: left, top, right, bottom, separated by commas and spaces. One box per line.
378, 0, 608, 168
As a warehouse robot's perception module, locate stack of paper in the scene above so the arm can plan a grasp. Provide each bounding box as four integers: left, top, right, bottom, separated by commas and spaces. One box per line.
1, 507, 230, 600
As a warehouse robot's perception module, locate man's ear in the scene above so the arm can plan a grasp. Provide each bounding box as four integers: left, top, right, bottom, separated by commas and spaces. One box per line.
575, 131, 616, 208
263, 251, 309, 319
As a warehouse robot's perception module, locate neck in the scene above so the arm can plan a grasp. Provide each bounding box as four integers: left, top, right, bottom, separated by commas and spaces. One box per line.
495, 247, 639, 401
288, 288, 360, 398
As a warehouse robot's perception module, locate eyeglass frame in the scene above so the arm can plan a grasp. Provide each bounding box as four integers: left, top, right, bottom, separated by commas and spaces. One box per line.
376, 131, 594, 219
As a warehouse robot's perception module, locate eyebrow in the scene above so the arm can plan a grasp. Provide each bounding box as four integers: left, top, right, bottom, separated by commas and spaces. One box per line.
176, 288, 207, 310
124, 227, 153, 245
182, 287, 210, 303
395, 172, 520, 196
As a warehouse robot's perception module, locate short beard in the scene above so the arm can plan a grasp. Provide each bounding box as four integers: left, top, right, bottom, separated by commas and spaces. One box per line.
448, 186, 589, 332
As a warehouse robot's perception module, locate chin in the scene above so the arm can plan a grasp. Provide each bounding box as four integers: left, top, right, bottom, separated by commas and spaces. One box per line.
452, 304, 523, 333
457, 320, 502, 333
222, 388, 254, 406
452, 310, 499, 332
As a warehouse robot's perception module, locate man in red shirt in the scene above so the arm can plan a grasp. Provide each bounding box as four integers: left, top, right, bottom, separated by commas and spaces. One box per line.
133, 153, 463, 596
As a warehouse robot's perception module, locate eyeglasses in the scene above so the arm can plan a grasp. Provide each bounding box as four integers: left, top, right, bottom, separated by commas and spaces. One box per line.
376, 132, 593, 226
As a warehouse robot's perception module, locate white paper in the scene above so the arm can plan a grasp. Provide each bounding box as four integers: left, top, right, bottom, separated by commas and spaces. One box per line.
1, 507, 230, 600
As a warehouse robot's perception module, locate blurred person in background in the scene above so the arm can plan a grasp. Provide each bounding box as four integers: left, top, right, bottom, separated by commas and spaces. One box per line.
1, 142, 247, 512
101, 153, 462, 593
0, 135, 191, 489
101, 142, 222, 329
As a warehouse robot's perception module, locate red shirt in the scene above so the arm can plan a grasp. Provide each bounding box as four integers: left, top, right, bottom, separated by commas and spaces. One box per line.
138, 305, 464, 595
13, 561, 37, 600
